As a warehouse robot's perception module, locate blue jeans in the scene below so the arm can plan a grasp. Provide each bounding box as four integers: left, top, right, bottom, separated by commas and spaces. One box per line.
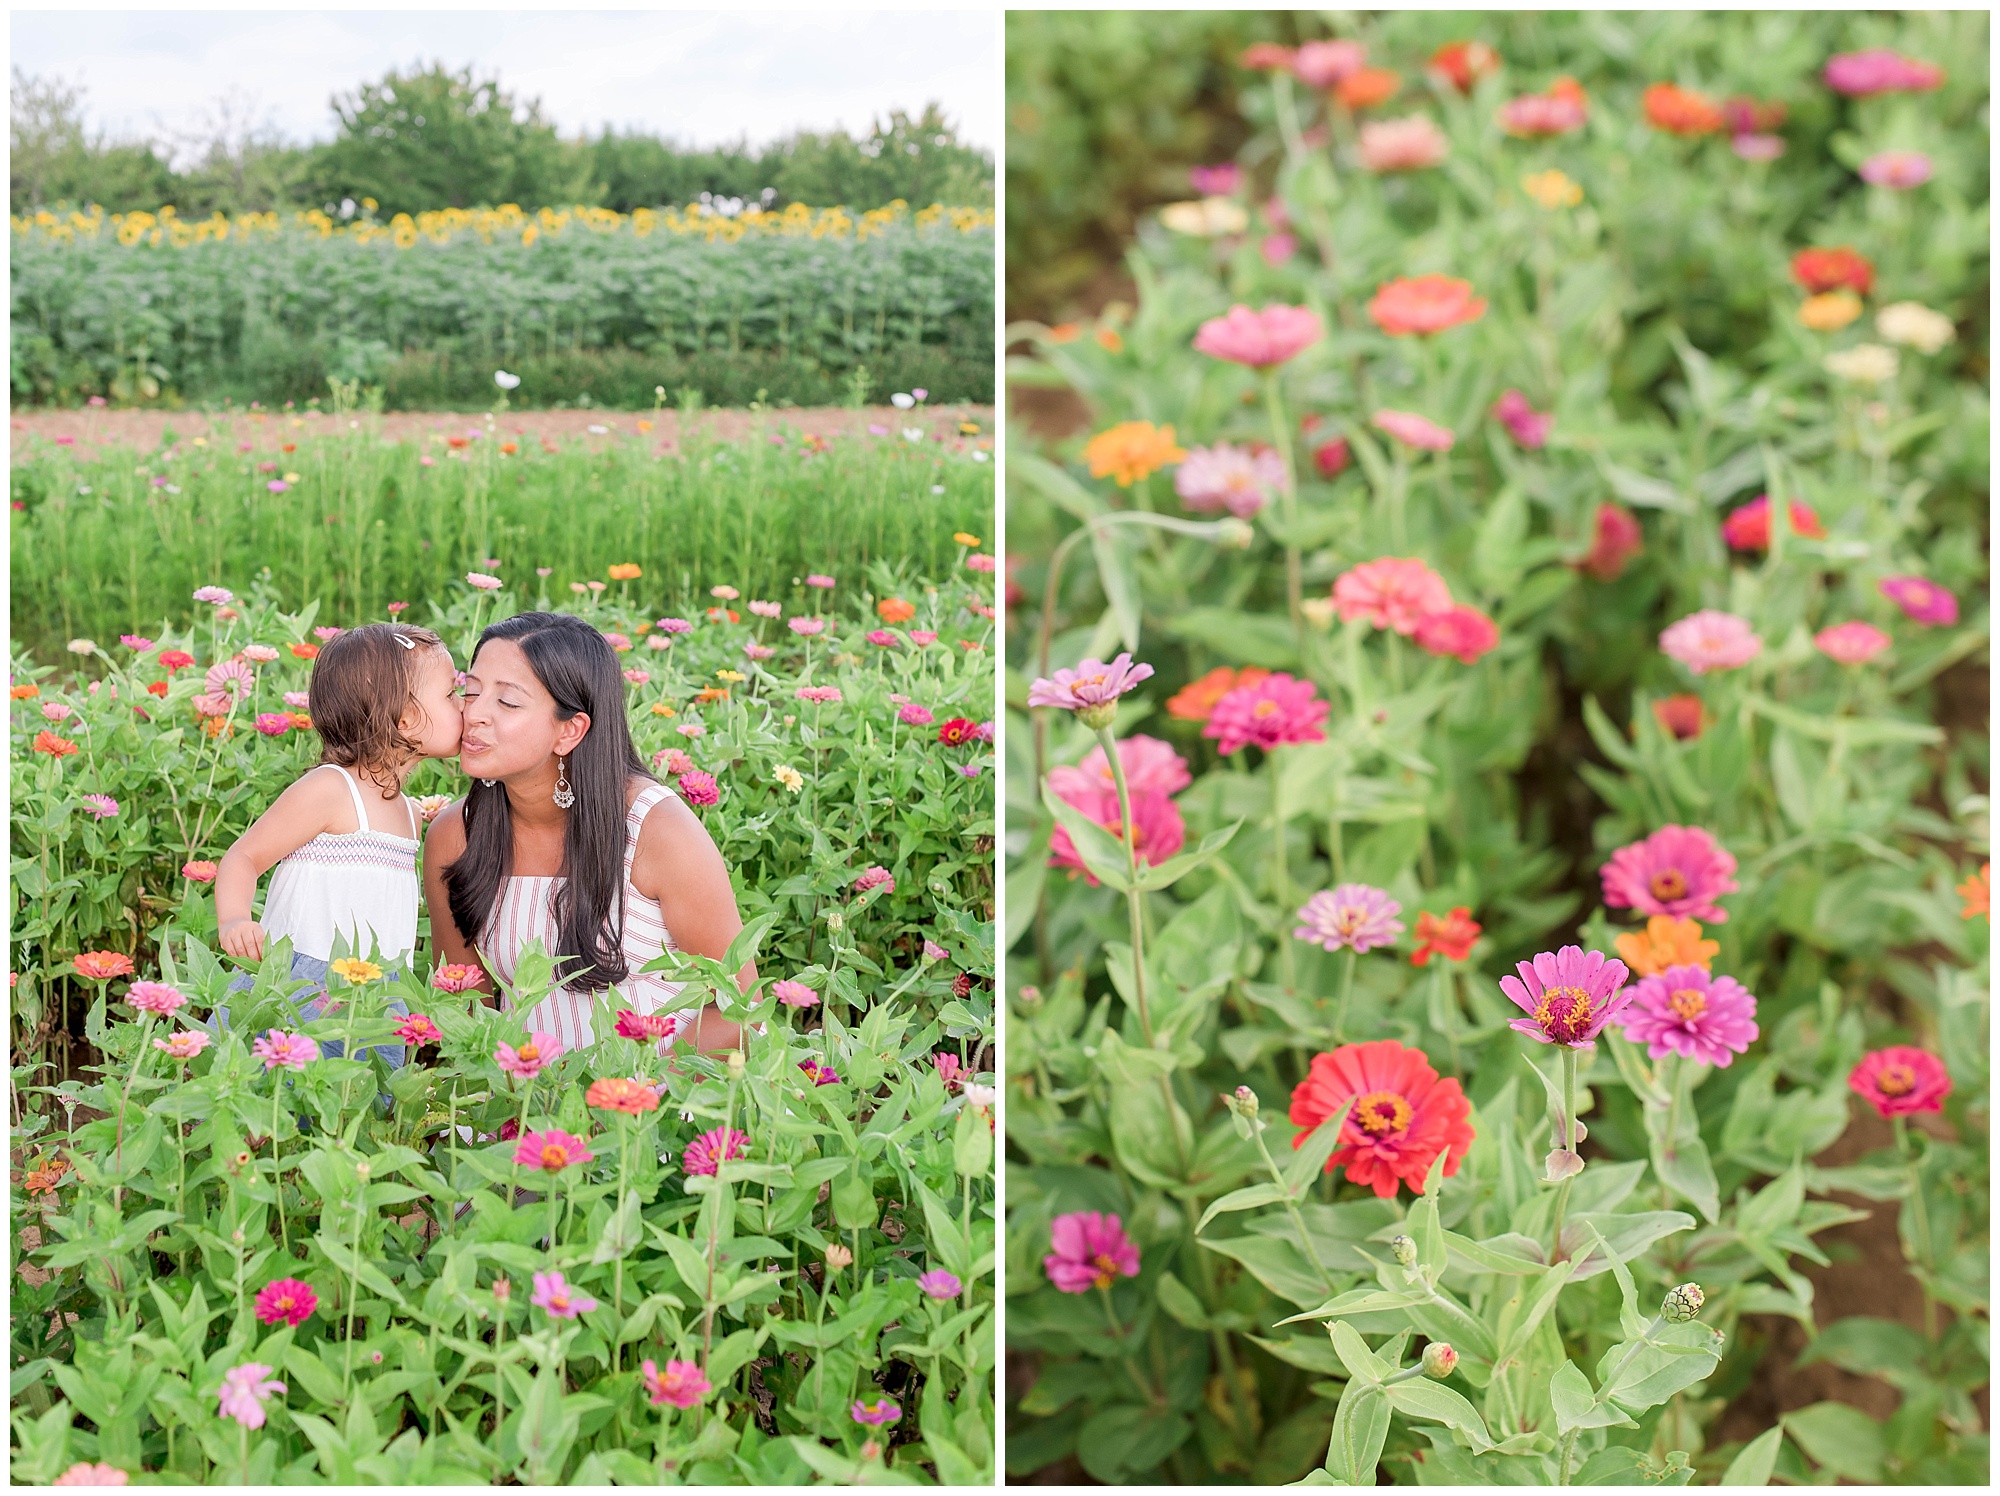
217, 951, 410, 1069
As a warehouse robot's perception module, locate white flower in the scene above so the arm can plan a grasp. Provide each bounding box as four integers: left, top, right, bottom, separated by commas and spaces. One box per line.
972, 451, 989, 463
903, 428, 925, 443
493, 370, 521, 389
963, 1084, 996, 1107
1824, 344, 1900, 384
587, 424, 609, 435
1159, 198, 1250, 236
1875, 302, 1956, 355
891, 392, 916, 409
932, 485, 945, 494
67, 638, 97, 655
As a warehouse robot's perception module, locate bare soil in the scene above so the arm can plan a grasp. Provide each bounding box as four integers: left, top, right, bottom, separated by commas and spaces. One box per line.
8, 404, 995, 458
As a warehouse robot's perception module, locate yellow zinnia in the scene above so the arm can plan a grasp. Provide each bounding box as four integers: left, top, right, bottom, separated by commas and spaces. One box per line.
1799, 291, 1863, 332
1084, 421, 1187, 488
1520, 169, 1583, 210
328, 957, 384, 984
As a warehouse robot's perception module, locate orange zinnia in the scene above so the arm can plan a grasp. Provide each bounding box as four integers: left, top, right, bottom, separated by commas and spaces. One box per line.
608, 563, 642, 580
1791, 246, 1874, 297
1337, 67, 1401, 110
33, 730, 78, 757
585, 1077, 661, 1115
1428, 40, 1499, 93
290, 643, 320, 660
73, 950, 136, 981
1084, 421, 1187, 488
10, 684, 39, 699
694, 686, 730, 703
1046, 323, 1082, 344
1411, 908, 1482, 966
1959, 863, 1990, 921
1642, 82, 1725, 136
1166, 665, 1271, 723
1095, 327, 1124, 353
1613, 916, 1720, 978
1368, 275, 1487, 337
877, 597, 918, 624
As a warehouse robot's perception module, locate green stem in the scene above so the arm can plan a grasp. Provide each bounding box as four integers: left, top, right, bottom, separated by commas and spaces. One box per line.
271, 1082, 288, 1261
340, 1185, 365, 1402
1557, 1426, 1578, 1485
1332, 949, 1358, 1042
1552, 1047, 1578, 1263
1893, 1117, 1940, 1343
1252, 1125, 1335, 1296
1262, 367, 1303, 645
113, 1011, 152, 1209
1096, 725, 1152, 1045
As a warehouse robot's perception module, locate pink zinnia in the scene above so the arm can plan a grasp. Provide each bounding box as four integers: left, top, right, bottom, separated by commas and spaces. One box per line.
796, 686, 842, 704
216, 1363, 286, 1429
126, 981, 186, 1016
1815, 621, 1891, 665
394, 1013, 443, 1045
1291, 39, 1366, 89
154, 1031, 212, 1060
1027, 653, 1154, 720
1579, 504, 1643, 581
1500, 946, 1633, 1047
1174, 443, 1287, 518
255, 713, 292, 736
771, 978, 819, 1007
805, 574, 835, 589
252, 1030, 318, 1071
1048, 784, 1185, 883
1046, 734, 1191, 801
642, 1358, 712, 1408
1498, 89, 1588, 137
854, 865, 894, 894
1189, 162, 1242, 195
918, 1268, 962, 1300
798, 1059, 840, 1086
683, 1126, 750, 1176
192, 586, 233, 605
254, 1278, 319, 1327
1823, 50, 1944, 97
851, 1398, 903, 1428
1848, 1046, 1952, 1118
1619, 964, 1758, 1067
1733, 134, 1785, 161
514, 1128, 594, 1173
677, 770, 720, 806
1294, 884, 1404, 954
1044, 1210, 1140, 1293
1193, 303, 1324, 367
1859, 151, 1933, 189
788, 617, 826, 636
749, 599, 782, 617
81, 792, 121, 822
657, 617, 694, 634
1371, 409, 1455, 451
1333, 557, 1454, 635
1659, 610, 1762, 675
433, 963, 483, 992
866, 629, 898, 647
205, 657, 255, 698
1602, 824, 1740, 923
530, 1270, 598, 1319
1491, 389, 1553, 449
496, 1031, 562, 1079
1879, 575, 1958, 627
899, 703, 935, 726
1414, 604, 1499, 664
1203, 672, 1329, 755
934, 1052, 965, 1091
52, 1464, 128, 1486
909, 630, 939, 646
615, 1008, 679, 1041
1358, 115, 1449, 173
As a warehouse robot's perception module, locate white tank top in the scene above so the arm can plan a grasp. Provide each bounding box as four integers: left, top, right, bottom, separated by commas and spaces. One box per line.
478, 781, 692, 1051
264, 764, 421, 964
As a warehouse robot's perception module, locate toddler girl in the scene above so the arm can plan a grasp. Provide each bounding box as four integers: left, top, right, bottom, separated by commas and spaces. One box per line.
214, 622, 462, 1060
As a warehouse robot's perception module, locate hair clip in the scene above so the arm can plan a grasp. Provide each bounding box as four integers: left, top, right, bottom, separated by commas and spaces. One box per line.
393, 633, 415, 650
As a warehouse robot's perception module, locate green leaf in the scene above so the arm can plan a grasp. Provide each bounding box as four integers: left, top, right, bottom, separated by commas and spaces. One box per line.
1328, 1322, 1390, 1385
1783, 1402, 1884, 1483
1549, 1361, 1595, 1434
1134, 818, 1244, 892
1326, 1378, 1389, 1486
1282, 1103, 1352, 1197
1720, 1425, 1785, 1486
1155, 1271, 1210, 1331
1197, 1182, 1289, 1234
1040, 780, 1131, 893
1381, 1379, 1493, 1452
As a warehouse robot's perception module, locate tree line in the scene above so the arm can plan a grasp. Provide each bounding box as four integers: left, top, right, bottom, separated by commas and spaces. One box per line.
11, 62, 993, 220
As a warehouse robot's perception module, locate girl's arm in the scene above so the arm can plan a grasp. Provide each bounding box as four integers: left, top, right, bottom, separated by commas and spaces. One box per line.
629, 787, 753, 1053
215, 767, 346, 962
420, 802, 495, 1001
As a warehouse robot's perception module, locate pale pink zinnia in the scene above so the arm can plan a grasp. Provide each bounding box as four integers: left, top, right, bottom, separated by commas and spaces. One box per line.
82, 794, 121, 819
1044, 1210, 1141, 1293
1193, 304, 1324, 367
1659, 610, 1762, 675
52, 1463, 128, 1485
1291, 39, 1366, 88
1294, 884, 1404, 954
1500, 946, 1633, 1047
205, 657, 255, 699
126, 980, 186, 1015
854, 865, 895, 894
1358, 115, 1449, 172
1333, 557, 1453, 635
770, 978, 819, 1007
216, 1363, 287, 1429
1203, 672, 1329, 755
1618, 964, 1759, 1067
530, 1270, 598, 1319
1601, 824, 1740, 923
1814, 621, 1891, 665
1858, 151, 1932, 189
1174, 443, 1287, 518
1371, 409, 1455, 451
1027, 654, 1154, 717
496, 1031, 562, 1079
465, 572, 503, 591
1045, 734, 1192, 801
788, 617, 827, 636
154, 1031, 212, 1059
252, 1030, 318, 1071
1823, 50, 1944, 97
1879, 575, 1958, 627
642, 1358, 712, 1408
1413, 604, 1499, 664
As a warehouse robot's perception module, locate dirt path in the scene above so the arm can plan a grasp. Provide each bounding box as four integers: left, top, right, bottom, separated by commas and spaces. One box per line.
9, 403, 994, 457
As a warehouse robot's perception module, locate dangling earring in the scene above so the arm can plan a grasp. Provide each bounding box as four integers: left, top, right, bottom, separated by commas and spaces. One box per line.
479, 778, 497, 788
552, 755, 576, 810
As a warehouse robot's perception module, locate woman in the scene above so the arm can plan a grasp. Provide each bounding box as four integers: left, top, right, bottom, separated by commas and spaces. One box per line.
423, 611, 747, 1050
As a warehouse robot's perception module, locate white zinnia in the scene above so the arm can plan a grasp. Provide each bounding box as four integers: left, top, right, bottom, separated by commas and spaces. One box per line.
1824, 344, 1899, 384
1875, 302, 1956, 355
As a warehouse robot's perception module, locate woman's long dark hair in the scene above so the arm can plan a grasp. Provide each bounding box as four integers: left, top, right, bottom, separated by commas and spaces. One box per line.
444, 612, 651, 991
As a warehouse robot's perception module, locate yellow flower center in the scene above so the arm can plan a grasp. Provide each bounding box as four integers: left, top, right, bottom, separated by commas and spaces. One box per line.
1533, 985, 1595, 1044
540, 1144, 568, 1169
1876, 1064, 1916, 1098
1668, 988, 1707, 1023
1253, 699, 1278, 718
1649, 869, 1689, 901
1091, 1253, 1120, 1290
1352, 1090, 1413, 1136
517, 1043, 539, 1064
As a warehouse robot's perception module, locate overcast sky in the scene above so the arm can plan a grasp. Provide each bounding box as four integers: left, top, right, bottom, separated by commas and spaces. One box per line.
12, 8, 998, 165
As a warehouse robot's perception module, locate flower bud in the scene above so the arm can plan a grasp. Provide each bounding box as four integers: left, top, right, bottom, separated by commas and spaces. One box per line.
861, 1440, 882, 1462
825, 1244, 854, 1270
1390, 1234, 1418, 1267
1215, 518, 1256, 550
1662, 1283, 1704, 1323
355, 1161, 371, 1181
826, 910, 845, 932
726, 1050, 746, 1078
1421, 1342, 1458, 1379
1016, 985, 1042, 1008
492, 1277, 511, 1302
1075, 701, 1119, 731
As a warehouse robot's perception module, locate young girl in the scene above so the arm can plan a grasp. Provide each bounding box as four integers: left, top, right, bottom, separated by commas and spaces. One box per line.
215, 622, 462, 1059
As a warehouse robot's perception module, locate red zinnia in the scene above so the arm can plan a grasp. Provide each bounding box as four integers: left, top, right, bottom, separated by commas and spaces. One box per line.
1411, 908, 1481, 967
1289, 1040, 1475, 1198
159, 650, 195, 672
1652, 695, 1708, 741
1578, 503, 1643, 581
1848, 1046, 1951, 1119
1720, 494, 1825, 552
1791, 246, 1874, 297
1428, 40, 1499, 94
937, 717, 978, 746
290, 643, 320, 660
1643, 82, 1725, 136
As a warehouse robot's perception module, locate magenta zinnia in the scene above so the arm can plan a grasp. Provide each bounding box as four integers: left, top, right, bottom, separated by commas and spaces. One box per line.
1500, 946, 1632, 1047
1044, 1210, 1140, 1293
1618, 964, 1759, 1067
1601, 824, 1739, 923
1294, 884, 1404, 954
254, 1278, 319, 1327
1878, 575, 1958, 627
252, 1030, 318, 1071
514, 1128, 594, 1173
126, 981, 186, 1016
615, 1008, 679, 1042
1202, 672, 1329, 755
683, 1127, 750, 1177
642, 1358, 711, 1408
1047, 782, 1185, 883
1045, 734, 1192, 801
1848, 1046, 1952, 1119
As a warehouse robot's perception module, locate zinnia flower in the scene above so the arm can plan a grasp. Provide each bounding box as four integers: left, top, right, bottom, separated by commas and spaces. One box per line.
496, 1032, 561, 1079
1166, 665, 1269, 723
432, 963, 482, 992
788, 617, 826, 637
71, 950, 134, 981
898, 703, 935, 727
1084, 421, 1187, 487
1825, 345, 1898, 384
1876, 302, 1956, 354
1289, 39, 1364, 88
392, 1014, 442, 1046
253, 1030, 318, 1070
1288, 1040, 1476, 1198
1619, 964, 1758, 1066
1358, 116, 1449, 173
1192, 304, 1324, 367
328, 957, 382, 984
216, 1363, 286, 1429
515, 1128, 594, 1172
1027, 653, 1154, 728
854, 865, 894, 894
254, 1278, 319, 1327
771, 978, 818, 1007
1174, 442, 1287, 518
1047, 734, 1191, 802
642, 1358, 711, 1408
1956, 864, 1988, 920
798, 1059, 840, 1086
1642, 82, 1724, 135
1792, 246, 1874, 296
1498, 77, 1588, 135
126, 981, 185, 1016
1368, 276, 1486, 337
1659, 610, 1762, 675
677, 770, 720, 806
52, 1464, 127, 1486
1044, 1211, 1140, 1292
1614, 916, 1720, 978
34, 730, 79, 757
154, 1031, 213, 1060
465, 572, 503, 591
937, 717, 979, 746
1295, 884, 1404, 954
1048, 783, 1185, 883
1652, 694, 1706, 740
1602, 825, 1739, 922
683, 1127, 749, 1176
1859, 150, 1933, 189
1337, 67, 1400, 110
851, 1398, 902, 1428
183, 859, 219, 882
1848, 1047, 1951, 1118
585, 1077, 660, 1115
81, 793, 121, 821
1721, 495, 1826, 552
614, 1009, 678, 1042
1203, 672, 1329, 755
918, 1268, 962, 1300
1428, 39, 1499, 93
1413, 604, 1499, 664
1815, 621, 1891, 664
1878, 575, 1958, 627
796, 686, 842, 704
1371, 409, 1455, 451
1410, 908, 1480, 967
1332, 557, 1453, 635
1823, 50, 1944, 97
1500, 946, 1633, 1047
876, 596, 918, 624
192, 586, 233, 605
530, 1270, 598, 1319
1491, 390, 1553, 449
1520, 169, 1584, 208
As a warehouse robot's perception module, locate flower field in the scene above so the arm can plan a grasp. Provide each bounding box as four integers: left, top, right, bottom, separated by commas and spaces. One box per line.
1005, 12, 1986, 1487
12, 200, 994, 408
10, 546, 999, 1481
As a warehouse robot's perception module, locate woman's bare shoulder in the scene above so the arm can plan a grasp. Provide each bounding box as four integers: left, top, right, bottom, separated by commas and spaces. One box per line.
426, 799, 470, 859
